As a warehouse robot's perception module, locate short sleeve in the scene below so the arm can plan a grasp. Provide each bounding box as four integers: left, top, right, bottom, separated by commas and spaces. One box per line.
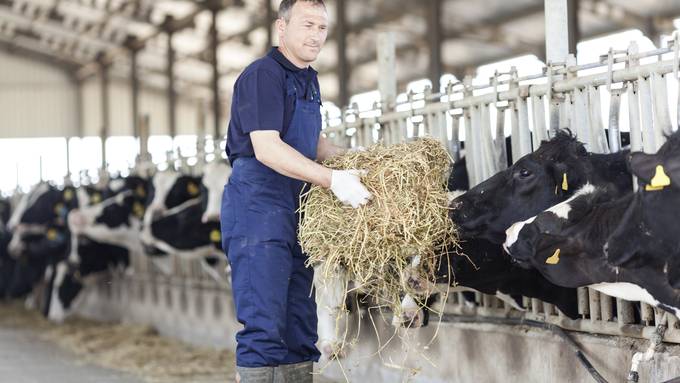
236, 69, 285, 134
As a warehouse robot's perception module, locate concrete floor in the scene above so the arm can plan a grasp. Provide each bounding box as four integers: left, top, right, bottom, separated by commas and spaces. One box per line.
0, 326, 144, 383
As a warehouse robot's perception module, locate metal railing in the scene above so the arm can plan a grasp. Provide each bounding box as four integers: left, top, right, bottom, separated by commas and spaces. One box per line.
321, 34, 680, 344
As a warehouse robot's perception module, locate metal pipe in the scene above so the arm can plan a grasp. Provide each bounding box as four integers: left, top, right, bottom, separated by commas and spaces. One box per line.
166, 18, 177, 141
544, 0, 570, 63
210, 6, 222, 140
98, 53, 110, 171
336, 0, 349, 106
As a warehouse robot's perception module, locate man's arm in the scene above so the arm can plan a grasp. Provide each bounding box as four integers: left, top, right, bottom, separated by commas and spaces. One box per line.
250, 130, 372, 208
316, 135, 347, 162
251, 130, 333, 187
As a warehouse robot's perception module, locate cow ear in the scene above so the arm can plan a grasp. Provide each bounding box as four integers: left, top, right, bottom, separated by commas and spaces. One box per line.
630, 152, 658, 184
665, 155, 680, 185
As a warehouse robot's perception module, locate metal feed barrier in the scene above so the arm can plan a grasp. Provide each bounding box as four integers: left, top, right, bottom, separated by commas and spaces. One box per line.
321, 34, 680, 344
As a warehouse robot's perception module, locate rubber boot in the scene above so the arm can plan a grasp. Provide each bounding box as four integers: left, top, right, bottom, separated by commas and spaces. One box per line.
236, 366, 275, 383
273, 361, 313, 383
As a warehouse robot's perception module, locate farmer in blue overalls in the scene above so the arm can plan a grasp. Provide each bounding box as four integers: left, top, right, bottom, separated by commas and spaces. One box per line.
221, 1, 372, 382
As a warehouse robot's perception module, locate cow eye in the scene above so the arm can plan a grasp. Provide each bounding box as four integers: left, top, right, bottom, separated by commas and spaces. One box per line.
519, 168, 532, 178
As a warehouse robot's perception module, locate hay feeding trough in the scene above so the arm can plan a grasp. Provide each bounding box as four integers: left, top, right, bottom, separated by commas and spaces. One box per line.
299, 137, 458, 312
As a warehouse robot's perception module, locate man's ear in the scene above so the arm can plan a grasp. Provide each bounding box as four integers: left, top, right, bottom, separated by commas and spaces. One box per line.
630, 152, 658, 184
275, 17, 286, 36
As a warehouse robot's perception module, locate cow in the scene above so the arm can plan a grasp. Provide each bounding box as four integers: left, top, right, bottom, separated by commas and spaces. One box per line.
503, 183, 680, 319
140, 161, 231, 280
46, 176, 152, 322
7, 183, 79, 258
604, 131, 680, 289
450, 130, 631, 244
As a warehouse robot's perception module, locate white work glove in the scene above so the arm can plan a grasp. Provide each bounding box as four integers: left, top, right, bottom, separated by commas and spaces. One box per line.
330, 170, 372, 208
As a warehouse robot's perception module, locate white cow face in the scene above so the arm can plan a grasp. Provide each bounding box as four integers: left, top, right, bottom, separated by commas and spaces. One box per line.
201, 161, 232, 223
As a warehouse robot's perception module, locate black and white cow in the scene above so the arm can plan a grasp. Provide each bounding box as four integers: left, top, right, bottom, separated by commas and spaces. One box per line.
399, 132, 632, 326
450, 130, 631, 244
46, 176, 151, 322
504, 182, 680, 319
605, 131, 680, 289
140, 161, 231, 280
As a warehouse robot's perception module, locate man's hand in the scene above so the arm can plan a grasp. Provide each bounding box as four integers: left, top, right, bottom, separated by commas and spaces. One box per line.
330, 170, 372, 208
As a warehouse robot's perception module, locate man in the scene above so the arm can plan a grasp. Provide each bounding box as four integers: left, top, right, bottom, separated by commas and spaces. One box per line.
220, 0, 372, 382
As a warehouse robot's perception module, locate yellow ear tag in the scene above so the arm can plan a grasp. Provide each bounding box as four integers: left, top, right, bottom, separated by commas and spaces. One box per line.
210, 229, 221, 242
63, 189, 73, 201
545, 248, 561, 265
91, 193, 101, 204
133, 202, 145, 218
46, 228, 57, 241
135, 185, 146, 198
562, 173, 568, 191
645, 165, 671, 191
187, 182, 200, 196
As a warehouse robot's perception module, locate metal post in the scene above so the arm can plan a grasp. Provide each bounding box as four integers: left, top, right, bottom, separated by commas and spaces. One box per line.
98, 53, 110, 171
210, 6, 222, 141
544, 0, 570, 63
567, 0, 579, 55
336, 0, 349, 106
266, 0, 274, 52
165, 16, 177, 141
126, 36, 143, 141
377, 32, 397, 113
427, 0, 443, 91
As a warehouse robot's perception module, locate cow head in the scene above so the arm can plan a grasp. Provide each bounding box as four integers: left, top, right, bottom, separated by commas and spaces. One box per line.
200, 161, 232, 223
450, 131, 590, 243
505, 184, 625, 288
605, 131, 680, 287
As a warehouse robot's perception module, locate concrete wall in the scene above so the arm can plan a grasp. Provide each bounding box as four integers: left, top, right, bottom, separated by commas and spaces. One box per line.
0, 50, 78, 138
72, 257, 680, 383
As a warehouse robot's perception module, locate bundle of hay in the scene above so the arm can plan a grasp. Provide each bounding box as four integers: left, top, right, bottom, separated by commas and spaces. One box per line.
299, 138, 457, 311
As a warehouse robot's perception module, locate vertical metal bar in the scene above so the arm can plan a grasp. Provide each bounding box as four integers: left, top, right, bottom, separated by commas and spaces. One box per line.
265, 0, 274, 52
426, 0, 443, 91
567, 0, 580, 55
640, 303, 654, 325
510, 103, 520, 164
652, 72, 672, 148
544, 0, 570, 63
378, 32, 397, 114
531, 298, 541, 315
588, 288, 601, 321
165, 18, 177, 140
517, 96, 532, 155
559, 94, 571, 133
480, 103, 496, 178
587, 86, 609, 154
464, 110, 476, 186
450, 114, 461, 161
98, 54, 110, 171
336, 0, 349, 106
531, 95, 548, 149
495, 106, 508, 170
600, 293, 613, 322
577, 287, 589, 318
573, 88, 592, 150
126, 36, 142, 141
617, 299, 635, 325
549, 99, 561, 137
608, 89, 622, 153
210, 6, 222, 140
628, 84, 643, 153
470, 106, 484, 184
543, 302, 555, 316
638, 77, 657, 154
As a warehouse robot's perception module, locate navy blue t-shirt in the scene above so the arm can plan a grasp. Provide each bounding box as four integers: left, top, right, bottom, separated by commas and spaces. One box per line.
226, 47, 321, 165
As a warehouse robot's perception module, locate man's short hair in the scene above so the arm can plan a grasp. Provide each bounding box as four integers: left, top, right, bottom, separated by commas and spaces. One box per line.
278, 0, 326, 22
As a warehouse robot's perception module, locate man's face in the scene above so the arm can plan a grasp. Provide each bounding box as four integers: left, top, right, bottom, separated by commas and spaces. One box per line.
278, 1, 328, 66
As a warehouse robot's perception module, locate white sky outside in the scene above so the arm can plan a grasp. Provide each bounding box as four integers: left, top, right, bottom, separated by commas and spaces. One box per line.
3, 25, 680, 195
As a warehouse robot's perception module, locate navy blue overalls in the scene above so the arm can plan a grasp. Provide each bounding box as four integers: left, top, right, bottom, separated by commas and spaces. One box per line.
221, 73, 322, 367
